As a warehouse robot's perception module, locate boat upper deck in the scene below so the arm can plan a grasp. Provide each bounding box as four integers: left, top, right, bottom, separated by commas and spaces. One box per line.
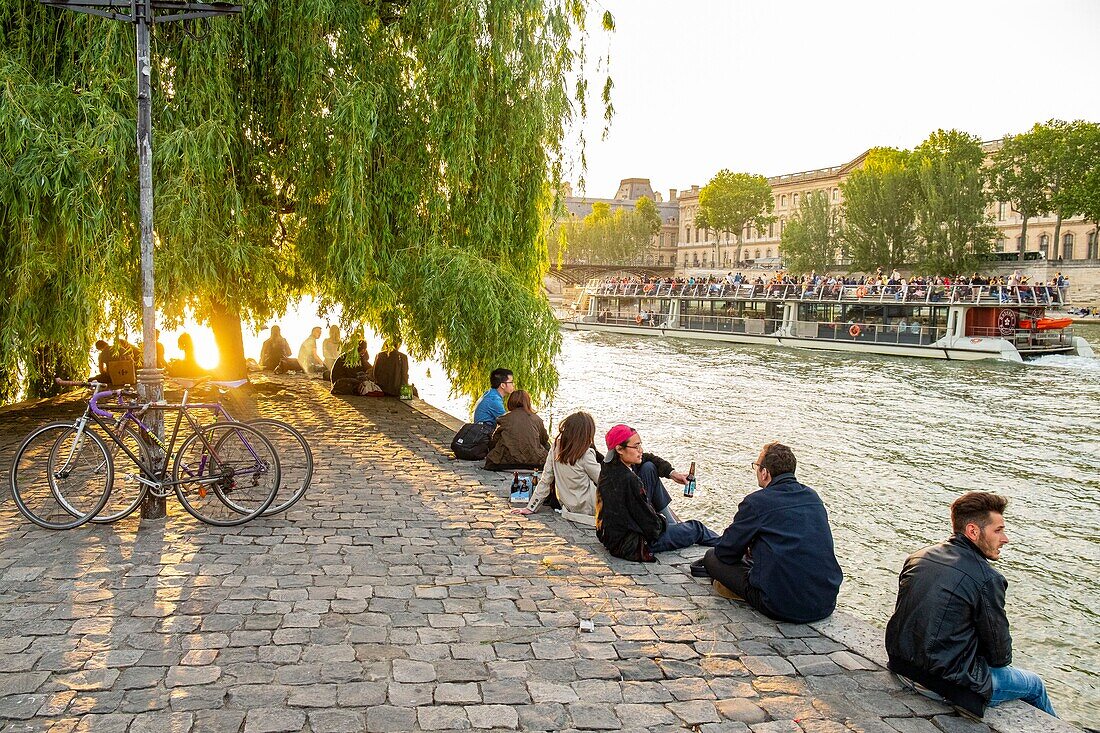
584, 280, 1068, 308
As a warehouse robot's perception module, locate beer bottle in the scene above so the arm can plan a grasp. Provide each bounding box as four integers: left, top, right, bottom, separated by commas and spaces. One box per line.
511, 472, 520, 492
684, 461, 696, 498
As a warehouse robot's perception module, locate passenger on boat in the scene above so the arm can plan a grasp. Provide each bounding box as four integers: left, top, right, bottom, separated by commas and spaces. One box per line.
596, 424, 720, 562
472, 368, 515, 427
512, 411, 600, 526
484, 390, 550, 472
694, 442, 843, 624
886, 492, 1057, 720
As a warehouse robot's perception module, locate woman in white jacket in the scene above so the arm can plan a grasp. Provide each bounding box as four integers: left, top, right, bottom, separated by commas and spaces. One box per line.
512, 411, 600, 526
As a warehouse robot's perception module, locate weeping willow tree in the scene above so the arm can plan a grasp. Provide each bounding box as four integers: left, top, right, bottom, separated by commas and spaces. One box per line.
0, 0, 613, 403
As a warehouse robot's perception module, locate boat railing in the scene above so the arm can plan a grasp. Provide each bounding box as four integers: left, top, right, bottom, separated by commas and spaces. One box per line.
966, 326, 1075, 347
589, 281, 1067, 306
677, 315, 783, 336
795, 321, 947, 346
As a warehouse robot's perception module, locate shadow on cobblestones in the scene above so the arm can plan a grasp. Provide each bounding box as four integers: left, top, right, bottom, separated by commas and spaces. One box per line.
0, 376, 1070, 732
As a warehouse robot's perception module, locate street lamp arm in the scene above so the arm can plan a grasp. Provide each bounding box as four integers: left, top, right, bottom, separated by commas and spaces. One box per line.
37, 0, 241, 23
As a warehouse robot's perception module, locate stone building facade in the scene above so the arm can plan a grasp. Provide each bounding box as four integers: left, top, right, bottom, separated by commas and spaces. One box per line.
561, 178, 679, 267
673, 144, 1100, 276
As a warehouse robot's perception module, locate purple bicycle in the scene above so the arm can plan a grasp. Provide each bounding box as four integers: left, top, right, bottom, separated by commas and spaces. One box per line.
9, 379, 281, 529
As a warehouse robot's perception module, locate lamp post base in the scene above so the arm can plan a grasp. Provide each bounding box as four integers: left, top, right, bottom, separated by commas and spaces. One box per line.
137, 365, 167, 521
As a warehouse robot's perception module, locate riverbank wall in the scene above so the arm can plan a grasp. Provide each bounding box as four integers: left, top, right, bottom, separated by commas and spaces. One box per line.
0, 377, 1081, 732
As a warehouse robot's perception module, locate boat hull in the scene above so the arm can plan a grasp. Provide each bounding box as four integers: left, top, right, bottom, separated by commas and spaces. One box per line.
559, 321, 1078, 361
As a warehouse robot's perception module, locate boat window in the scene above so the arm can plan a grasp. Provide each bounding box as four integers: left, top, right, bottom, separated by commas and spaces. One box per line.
799, 304, 841, 321
742, 303, 768, 319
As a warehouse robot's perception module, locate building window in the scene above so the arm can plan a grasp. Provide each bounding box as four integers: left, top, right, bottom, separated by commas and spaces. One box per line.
1039, 234, 1049, 259
657, 256, 664, 266
780, 195, 787, 207
683, 254, 688, 267
998, 203, 1006, 220
768, 222, 774, 239
766, 249, 773, 258
1016, 235, 1025, 252
832, 188, 839, 202
793, 193, 799, 207
692, 255, 699, 266
695, 228, 700, 243
755, 249, 761, 259
1090, 231, 1099, 260
1063, 233, 1074, 260
685, 226, 691, 243
995, 237, 1006, 253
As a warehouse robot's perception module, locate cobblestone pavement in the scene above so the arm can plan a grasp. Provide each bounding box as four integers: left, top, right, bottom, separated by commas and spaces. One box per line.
0, 378, 1072, 732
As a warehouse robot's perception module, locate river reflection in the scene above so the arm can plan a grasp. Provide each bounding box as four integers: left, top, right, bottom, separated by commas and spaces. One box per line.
421, 325, 1099, 726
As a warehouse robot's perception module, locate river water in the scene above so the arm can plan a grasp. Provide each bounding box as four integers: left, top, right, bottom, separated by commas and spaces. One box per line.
203, 314, 1099, 724
417, 323, 1100, 726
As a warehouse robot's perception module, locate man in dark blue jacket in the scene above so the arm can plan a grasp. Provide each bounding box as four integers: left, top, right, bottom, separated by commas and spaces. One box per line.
700, 442, 842, 623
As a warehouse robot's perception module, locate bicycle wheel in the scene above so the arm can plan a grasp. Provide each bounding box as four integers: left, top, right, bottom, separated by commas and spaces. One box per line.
87, 422, 151, 523
247, 418, 313, 515
12, 423, 112, 530
172, 422, 280, 526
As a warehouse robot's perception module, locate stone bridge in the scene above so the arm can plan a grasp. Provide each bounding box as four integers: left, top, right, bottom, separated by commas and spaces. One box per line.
546, 264, 676, 287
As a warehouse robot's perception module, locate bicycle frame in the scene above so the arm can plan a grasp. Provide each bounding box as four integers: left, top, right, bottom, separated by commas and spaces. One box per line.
62, 386, 260, 493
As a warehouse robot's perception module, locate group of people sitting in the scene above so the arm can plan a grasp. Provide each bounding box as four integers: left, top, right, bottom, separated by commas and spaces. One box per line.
259, 324, 414, 397
92, 331, 205, 383
465, 368, 1058, 723
596, 268, 1071, 305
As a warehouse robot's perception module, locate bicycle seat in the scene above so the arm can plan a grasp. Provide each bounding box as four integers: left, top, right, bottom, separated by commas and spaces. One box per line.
209, 379, 248, 390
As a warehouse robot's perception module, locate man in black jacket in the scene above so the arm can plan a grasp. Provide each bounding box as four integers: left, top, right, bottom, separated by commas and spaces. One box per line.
595, 425, 719, 562
699, 442, 842, 623
885, 492, 1056, 720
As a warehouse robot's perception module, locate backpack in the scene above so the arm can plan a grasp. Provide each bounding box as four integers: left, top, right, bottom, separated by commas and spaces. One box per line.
330, 378, 363, 395
451, 422, 493, 460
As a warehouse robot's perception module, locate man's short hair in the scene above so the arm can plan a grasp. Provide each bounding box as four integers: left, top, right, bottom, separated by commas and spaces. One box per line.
950, 492, 1008, 535
95, 340, 109, 350
490, 368, 513, 389
758, 442, 796, 476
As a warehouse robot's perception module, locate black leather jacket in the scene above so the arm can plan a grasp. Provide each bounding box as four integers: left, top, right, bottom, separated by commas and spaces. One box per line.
595, 453, 669, 562
885, 534, 1012, 717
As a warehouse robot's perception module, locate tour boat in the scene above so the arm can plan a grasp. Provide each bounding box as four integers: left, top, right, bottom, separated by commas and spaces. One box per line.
560, 279, 1095, 362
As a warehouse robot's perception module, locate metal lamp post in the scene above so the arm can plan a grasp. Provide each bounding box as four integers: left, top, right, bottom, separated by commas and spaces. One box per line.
39, 0, 241, 520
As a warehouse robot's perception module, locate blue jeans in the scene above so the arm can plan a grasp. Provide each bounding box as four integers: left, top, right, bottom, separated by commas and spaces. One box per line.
636, 461, 673, 514
989, 665, 1056, 717
649, 520, 720, 553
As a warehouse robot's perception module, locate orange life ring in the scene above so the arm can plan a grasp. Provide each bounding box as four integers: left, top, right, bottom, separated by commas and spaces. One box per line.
849, 324, 862, 338
855, 286, 868, 298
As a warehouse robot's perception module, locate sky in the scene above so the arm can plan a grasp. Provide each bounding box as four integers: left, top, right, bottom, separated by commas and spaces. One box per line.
566, 0, 1100, 198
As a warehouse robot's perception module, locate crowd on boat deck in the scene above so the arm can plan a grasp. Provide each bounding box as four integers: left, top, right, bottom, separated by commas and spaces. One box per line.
597, 268, 1070, 303
455, 367, 1059, 723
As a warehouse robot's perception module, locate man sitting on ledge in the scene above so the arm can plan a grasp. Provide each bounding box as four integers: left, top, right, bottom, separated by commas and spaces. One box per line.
885, 491, 1057, 720
698, 442, 842, 623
